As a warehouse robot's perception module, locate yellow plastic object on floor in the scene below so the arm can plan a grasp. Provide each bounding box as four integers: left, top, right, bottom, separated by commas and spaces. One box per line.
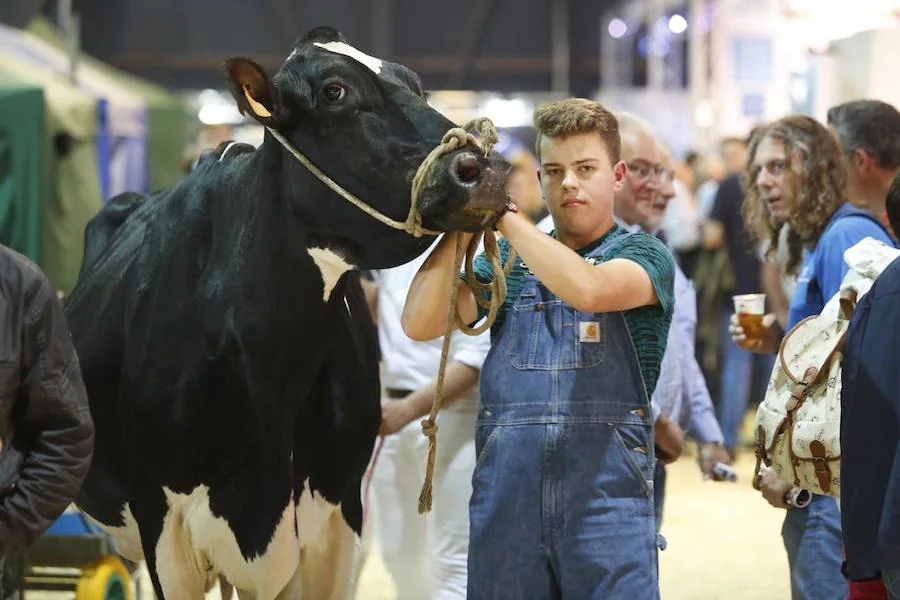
75, 556, 132, 600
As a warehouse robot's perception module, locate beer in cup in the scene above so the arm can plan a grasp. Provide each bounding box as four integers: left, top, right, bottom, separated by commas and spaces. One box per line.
733, 293, 767, 343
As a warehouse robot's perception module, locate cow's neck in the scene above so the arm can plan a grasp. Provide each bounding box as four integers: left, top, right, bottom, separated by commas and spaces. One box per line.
238, 142, 360, 305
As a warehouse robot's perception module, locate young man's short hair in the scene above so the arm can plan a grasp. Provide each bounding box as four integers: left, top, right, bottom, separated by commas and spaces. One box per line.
827, 100, 900, 169
533, 98, 620, 164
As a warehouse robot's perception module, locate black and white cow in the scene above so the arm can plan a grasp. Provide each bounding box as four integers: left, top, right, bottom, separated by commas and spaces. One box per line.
64, 26, 509, 600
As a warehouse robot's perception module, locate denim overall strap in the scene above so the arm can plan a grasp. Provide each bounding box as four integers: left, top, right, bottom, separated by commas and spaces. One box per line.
468, 230, 660, 600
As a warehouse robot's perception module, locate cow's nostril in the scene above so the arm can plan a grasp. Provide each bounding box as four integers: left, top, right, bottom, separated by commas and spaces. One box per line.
452, 154, 483, 186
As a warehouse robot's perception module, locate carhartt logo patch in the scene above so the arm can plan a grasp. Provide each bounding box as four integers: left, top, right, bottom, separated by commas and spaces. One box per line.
579, 321, 600, 343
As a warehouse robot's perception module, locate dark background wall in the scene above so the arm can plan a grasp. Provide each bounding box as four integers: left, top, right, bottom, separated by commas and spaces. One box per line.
2, 0, 620, 94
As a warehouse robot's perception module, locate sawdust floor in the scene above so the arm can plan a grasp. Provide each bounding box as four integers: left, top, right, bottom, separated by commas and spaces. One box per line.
355, 447, 791, 600
22, 447, 792, 600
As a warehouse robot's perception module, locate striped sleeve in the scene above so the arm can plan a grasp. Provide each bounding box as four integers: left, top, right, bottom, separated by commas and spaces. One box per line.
614, 233, 676, 314
464, 237, 513, 321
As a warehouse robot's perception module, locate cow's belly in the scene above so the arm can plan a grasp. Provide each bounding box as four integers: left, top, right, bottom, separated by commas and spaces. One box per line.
89, 479, 343, 597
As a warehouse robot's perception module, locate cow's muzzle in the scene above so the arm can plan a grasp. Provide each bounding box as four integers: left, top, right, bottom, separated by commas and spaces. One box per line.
414, 146, 511, 233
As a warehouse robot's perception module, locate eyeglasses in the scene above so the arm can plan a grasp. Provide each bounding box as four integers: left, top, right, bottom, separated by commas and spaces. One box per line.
627, 160, 673, 184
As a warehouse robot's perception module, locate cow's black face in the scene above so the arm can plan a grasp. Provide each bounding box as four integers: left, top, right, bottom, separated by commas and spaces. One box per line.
223, 27, 509, 268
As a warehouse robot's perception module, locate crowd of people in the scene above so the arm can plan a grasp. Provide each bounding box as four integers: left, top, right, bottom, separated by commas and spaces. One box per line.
367, 98, 900, 599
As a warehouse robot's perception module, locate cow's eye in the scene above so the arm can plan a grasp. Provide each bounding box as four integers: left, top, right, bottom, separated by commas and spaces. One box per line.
324, 84, 346, 102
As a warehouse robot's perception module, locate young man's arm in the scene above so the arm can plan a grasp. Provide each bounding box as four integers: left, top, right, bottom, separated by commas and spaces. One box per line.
402, 232, 481, 341
497, 211, 662, 312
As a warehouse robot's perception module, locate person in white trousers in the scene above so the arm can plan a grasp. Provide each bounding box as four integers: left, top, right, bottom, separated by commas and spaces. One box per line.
366, 238, 490, 600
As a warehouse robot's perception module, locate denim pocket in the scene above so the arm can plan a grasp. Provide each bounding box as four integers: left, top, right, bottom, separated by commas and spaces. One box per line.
610, 423, 653, 498
506, 301, 553, 370
557, 312, 607, 369
474, 426, 501, 475
506, 302, 607, 370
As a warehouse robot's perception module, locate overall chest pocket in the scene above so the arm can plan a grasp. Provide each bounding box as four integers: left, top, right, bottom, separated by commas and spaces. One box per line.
506, 292, 607, 370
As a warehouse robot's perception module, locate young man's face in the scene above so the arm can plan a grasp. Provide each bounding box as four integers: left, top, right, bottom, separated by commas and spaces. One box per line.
752, 135, 801, 222
539, 131, 626, 245
614, 129, 662, 227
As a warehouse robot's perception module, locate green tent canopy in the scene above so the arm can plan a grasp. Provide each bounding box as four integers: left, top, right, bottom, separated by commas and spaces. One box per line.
27, 16, 190, 191
0, 82, 44, 263
0, 53, 101, 294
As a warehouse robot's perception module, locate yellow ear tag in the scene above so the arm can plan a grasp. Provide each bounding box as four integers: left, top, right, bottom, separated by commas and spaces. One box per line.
243, 86, 272, 118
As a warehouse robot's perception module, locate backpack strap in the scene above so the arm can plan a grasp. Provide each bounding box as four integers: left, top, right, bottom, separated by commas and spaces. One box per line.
839, 287, 858, 320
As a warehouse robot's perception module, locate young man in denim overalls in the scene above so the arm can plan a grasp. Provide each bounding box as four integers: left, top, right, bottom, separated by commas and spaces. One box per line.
403, 98, 675, 599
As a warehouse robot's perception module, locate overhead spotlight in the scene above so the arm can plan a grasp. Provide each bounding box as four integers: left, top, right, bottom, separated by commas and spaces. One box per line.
608, 18, 628, 38
668, 14, 688, 34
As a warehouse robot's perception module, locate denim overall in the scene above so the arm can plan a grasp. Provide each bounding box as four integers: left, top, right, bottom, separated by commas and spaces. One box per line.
467, 234, 660, 600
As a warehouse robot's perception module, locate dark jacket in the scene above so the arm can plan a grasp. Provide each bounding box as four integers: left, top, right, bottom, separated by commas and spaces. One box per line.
0, 245, 93, 554
841, 254, 900, 580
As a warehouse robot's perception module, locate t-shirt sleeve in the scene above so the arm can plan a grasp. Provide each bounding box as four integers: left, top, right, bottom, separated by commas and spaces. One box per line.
817, 216, 895, 301
614, 234, 676, 315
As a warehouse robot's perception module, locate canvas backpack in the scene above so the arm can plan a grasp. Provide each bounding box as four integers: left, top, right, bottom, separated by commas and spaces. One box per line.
753, 236, 900, 498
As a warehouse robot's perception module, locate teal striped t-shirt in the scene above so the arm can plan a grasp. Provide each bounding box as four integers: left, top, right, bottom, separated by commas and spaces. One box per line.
464, 225, 675, 398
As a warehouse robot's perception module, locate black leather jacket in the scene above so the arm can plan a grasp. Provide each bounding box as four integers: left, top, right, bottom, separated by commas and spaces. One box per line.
0, 245, 93, 553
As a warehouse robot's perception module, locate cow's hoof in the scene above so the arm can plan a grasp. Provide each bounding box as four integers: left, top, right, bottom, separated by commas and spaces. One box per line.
75, 556, 132, 600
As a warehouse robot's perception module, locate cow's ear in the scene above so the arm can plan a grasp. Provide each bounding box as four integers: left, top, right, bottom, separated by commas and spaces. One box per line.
223, 58, 277, 122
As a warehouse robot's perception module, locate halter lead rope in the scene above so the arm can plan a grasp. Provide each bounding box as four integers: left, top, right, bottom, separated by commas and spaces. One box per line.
265, 117, 498, 238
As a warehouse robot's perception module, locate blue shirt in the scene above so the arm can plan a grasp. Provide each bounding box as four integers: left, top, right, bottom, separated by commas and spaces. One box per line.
787, 204, 895, 330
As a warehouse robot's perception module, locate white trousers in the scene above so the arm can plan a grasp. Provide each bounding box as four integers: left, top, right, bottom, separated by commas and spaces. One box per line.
370, 403, 476, 600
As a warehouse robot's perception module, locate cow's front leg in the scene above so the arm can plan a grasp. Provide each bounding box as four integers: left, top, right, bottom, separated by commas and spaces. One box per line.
132, 483, 207, 600
297, 510, 362, 600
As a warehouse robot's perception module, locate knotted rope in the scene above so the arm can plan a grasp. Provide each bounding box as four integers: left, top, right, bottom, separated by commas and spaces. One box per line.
265, 116, 514, 514
417, 228, 514, 513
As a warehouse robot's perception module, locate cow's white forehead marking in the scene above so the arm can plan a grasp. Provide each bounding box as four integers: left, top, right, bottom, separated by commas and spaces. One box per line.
313, 41, 384, 74
308, 247, 356, 301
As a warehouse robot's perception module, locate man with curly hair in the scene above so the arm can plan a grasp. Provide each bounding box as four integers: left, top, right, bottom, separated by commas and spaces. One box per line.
731, 115, 895, 600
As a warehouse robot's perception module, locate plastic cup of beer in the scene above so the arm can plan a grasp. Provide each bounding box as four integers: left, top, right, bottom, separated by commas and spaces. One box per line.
733, 293, 767, 343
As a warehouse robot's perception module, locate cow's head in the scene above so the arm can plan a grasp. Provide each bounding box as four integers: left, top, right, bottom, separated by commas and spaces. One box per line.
223, 26, 510, 268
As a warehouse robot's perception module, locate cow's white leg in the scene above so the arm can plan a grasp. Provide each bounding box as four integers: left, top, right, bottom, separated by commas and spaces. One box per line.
299, 511, 362, 600
154, 504, 207, 600
273, 554, 304, 600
